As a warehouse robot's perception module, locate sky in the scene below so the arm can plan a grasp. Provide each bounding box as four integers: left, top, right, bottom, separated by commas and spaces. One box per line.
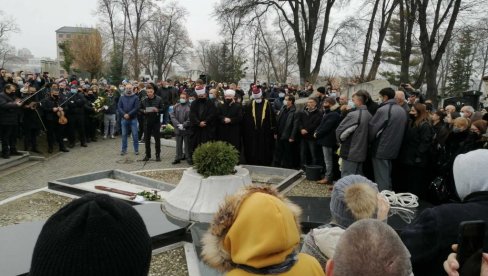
1, 0, 220, 59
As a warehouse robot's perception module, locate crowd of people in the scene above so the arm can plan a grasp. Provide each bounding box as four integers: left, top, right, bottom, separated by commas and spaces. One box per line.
3, 68, 487, 274
1, 68, 488, 202
29, 149, 488, 275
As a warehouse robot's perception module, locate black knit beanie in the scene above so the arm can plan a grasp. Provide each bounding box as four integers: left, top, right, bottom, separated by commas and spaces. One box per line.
29, 194, 152, 276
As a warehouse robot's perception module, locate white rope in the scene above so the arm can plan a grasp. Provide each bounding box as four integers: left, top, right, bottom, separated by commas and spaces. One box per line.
380, 190, 419, 208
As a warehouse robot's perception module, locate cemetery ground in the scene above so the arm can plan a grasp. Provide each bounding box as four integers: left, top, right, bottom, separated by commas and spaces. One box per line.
0, 136, 331, 276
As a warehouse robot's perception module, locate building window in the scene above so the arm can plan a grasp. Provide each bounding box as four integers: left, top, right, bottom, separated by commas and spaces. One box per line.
58, 34, 64, 38
67, 34, 71, 39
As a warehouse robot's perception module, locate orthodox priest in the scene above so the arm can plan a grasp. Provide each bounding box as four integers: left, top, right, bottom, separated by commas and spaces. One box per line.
242, 85, 276, 165
189, 85, 218, 164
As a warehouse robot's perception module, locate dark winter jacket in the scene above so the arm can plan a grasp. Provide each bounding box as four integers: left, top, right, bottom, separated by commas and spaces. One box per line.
101, 95, 118, 115
399, 120, 433, 167
39, 95, 67, 122
66, 92, 91, 116
117, 93, 140, 120
0, 92, 21, 125
276, 105, 299, 141
431, 121, 450, 147
315, 105, 341, 147
368, 99, 408, 160
140, 95, 164, 125
401, 192, 488, 276
297, 108, 322, 140
336, 105, 372, 162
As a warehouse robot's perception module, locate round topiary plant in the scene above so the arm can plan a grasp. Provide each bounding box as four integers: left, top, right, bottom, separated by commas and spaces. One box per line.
193, 141, 239, 178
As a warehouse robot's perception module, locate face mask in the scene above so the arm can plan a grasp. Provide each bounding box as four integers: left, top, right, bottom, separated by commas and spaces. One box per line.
17, 81, 23, 86
348, 101, 356, 109
71, 89, 77, 94
443, 117, 449, 123
189, 99, 194, 104
409, 114, 416, 120
119, 87, 125, 92
179, 99, 187, 104
279, 93, 285, 98
209, 94, 215, 99
255, 99, 262, 104
460, 112, 466, 118
53, 94, 59, 99
283, 100, 288, 106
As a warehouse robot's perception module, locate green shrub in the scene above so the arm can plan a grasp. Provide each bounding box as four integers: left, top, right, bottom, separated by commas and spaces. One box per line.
193, 141, 239, 178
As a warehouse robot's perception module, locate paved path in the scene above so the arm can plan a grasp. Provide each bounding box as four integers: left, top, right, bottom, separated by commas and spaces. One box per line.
0, 138, 189, 201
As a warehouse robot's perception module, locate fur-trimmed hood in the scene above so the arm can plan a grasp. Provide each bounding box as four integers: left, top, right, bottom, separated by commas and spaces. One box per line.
201, 185, 302, 272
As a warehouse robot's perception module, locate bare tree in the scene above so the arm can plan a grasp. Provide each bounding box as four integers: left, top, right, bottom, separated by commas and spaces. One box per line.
196, 40, 211, 74
120, 0, 152, 79
219, 0, 348, 85
366, 0, 399, 81
416, 0, 462, 103
398, 0, 418, 84
360, 0, 381, 81
97, 0, 128, 83
142, 2, 192, 81
0, 10, 18, 69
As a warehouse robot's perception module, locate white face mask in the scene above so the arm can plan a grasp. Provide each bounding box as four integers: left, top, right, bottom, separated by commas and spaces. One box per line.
255, 99, 262, 104
282, 100, 288, 106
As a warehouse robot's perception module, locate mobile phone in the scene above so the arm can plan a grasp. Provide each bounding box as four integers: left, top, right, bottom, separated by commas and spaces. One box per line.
457, 220, 485, 275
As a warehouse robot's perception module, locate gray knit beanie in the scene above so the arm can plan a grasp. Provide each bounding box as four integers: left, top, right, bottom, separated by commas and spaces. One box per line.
330, 175, 379, 227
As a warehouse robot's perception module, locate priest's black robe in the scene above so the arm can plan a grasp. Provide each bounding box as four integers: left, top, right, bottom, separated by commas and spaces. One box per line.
217, 101, 243, 152
241, 99, 276, 166
189, 98, 218, 156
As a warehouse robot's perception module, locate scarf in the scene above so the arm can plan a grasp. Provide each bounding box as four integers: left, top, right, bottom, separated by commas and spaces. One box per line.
252, 99, 268, 129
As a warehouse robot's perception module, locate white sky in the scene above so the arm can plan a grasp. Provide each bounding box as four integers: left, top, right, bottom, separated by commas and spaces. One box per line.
1, 0, 220, 59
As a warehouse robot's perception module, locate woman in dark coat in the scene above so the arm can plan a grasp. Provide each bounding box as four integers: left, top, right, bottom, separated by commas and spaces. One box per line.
395, 103, 432, 199
217, 90, 243, 153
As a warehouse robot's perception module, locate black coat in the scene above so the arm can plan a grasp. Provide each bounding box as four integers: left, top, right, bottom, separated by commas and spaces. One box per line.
40, 95, 66, 122
315, 108, 341, 147
276, 105, 298, 141
399, 120, 433, 167
140, 95, 164, 125
445, 130, 470, 160
66, 93, 91, 116
401, 192, 488, 276
242, 99, 276, 166
0, 92, 21, 125
22, 95, 43, 130
217, 101, 243, 151
156, 87, 174, 107
296, 108, 322, 140
190, 98, 218, 147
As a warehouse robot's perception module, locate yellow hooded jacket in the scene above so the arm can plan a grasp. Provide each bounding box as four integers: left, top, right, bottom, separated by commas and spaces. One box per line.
202, 186, 325, 276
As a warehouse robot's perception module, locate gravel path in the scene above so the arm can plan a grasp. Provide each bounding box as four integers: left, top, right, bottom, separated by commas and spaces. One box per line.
0, 191, 73, 227
149, 247, 188, 276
